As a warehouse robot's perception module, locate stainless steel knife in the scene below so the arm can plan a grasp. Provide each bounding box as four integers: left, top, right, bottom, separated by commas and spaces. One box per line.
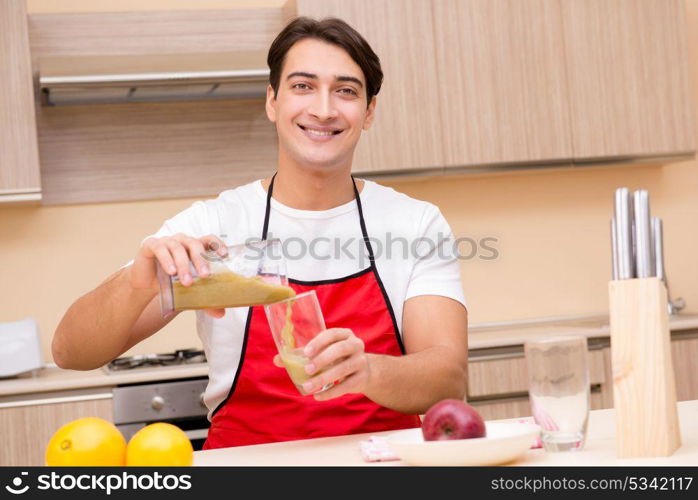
652, 217, 665, 284
614, 187, 634, 279
652, 216, 681, 315
633, 189, 654, 278
611, 217, 619, 280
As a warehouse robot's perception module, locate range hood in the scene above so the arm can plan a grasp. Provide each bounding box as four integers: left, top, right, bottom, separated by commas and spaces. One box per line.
39, 52, 269, 106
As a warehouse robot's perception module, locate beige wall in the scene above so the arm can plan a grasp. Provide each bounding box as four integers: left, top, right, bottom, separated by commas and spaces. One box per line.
2, 0, 697, 363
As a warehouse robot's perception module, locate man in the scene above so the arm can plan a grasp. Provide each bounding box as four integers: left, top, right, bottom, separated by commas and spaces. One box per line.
53, 17, 468, 449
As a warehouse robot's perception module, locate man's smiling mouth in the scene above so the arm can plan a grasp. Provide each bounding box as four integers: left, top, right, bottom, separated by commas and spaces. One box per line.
298, 124, 344, 136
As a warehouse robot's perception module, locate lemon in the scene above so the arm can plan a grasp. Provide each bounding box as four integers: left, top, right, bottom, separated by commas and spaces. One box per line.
45, 417, 126, 466
126, 423, 193, 466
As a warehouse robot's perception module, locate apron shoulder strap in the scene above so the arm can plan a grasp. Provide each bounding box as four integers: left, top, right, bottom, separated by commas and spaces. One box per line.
351, 176, 375, 263
262, 173, 374, 262
261, 173, 276, 240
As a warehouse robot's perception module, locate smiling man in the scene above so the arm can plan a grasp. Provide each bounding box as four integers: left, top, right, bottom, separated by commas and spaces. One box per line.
53, 17, 468, 449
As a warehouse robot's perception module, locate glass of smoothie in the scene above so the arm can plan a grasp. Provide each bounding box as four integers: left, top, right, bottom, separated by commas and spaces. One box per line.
264, 290, 333, 396
157, 238, 294, 317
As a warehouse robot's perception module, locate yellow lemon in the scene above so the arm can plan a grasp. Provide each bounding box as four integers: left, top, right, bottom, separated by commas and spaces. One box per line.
45, 417, 126, 466
126, 423, 193, 466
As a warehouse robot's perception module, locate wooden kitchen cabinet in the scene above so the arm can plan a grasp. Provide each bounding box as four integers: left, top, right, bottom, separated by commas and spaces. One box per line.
560, 0, 695, 160
432, 0, 573, 168
295, 0, 694, 173
295, 0, 572, 172
466, 345, 610, 420
29, 6, 288, 205
20, 0, 695, 205
0, 0, 42, 204
471, 391, 605, 421
469, 396, 533, 421
0, 389, 113, 466
294, 0, 446, 173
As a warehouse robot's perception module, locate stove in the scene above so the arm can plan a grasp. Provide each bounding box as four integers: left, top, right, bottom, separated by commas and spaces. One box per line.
104, 348, 206, 373
105, 349, 210, 450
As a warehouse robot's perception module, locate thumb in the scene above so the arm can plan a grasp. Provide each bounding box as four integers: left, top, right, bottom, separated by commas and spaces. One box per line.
273, 354, 284, 367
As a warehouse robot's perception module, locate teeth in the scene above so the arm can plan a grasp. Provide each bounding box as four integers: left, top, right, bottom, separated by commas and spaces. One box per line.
302, 126, 339, 136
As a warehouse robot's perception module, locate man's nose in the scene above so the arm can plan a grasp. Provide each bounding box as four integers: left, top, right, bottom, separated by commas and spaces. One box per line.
307, 90, 339, 121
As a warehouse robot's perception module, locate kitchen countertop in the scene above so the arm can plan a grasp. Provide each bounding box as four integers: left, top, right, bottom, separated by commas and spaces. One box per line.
193, 399, 698, 466
2, 312, 697, 398
467, 312, 698, 350
0, 363, 208, 398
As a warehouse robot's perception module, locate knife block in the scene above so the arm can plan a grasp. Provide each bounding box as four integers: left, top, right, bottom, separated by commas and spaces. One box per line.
608, 277, 681, 458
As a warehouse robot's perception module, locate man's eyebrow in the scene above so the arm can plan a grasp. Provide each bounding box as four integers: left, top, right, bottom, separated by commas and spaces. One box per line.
336, 75, 363, 88
286, 72, 364, 88
286, 71, 317, 80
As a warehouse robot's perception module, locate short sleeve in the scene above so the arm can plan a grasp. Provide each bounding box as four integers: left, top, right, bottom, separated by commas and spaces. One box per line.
405, 205, 467, 308
120, 200, 218, 269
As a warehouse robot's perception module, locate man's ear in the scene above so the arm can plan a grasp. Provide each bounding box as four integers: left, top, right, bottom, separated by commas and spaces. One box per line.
265, 84, 277, 123
362, 96, 377, 131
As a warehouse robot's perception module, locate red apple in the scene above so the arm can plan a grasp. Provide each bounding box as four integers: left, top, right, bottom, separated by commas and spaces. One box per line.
421, 399, 486, 441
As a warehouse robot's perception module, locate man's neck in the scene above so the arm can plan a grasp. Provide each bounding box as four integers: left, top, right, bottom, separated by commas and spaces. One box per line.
262, 164, 363, 211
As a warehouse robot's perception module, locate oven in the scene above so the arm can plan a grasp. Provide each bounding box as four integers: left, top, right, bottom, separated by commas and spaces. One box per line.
112, 377, 210, 451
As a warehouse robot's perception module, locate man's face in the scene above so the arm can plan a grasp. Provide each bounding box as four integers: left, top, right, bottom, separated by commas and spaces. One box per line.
265, 38, 376, 172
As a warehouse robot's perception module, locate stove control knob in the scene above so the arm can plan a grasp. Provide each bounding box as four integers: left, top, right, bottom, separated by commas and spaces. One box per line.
151, 395, 165, 410
199, 392, 206, 408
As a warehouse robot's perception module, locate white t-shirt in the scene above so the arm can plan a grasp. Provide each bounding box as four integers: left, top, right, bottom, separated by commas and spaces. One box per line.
132, 179, 466, 418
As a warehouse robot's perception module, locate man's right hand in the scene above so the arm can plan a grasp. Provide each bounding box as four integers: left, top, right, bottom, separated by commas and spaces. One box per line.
130, 233, 229, 318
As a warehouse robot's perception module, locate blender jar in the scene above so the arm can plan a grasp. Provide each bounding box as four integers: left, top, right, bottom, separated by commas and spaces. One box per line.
157, 239, 290, 317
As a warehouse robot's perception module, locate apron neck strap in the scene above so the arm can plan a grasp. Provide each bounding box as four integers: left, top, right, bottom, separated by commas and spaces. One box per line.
261, 173, 276, 240
351, 175, 375, 263
261, 173, 374, 262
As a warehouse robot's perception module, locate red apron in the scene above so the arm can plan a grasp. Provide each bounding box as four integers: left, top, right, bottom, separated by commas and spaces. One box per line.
203, 175, 421, 448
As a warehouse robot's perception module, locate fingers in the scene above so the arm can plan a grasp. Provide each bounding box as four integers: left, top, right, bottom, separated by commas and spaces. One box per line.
308, 358, 369, 401
302, 350, 368, 395
199, 234, 229, 257
149, 243, 177, 276
141, 233, 229, 286
272, 354, 283, 368
304, 334, 363, 375
166, 239, 193, 286
303, 328, 354, 357
312, 373, 360, 401
132, 233, 229, 293
173, 234, 210, 279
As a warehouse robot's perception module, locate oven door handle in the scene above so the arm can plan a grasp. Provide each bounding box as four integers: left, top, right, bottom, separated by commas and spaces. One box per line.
183, 428, 209, 441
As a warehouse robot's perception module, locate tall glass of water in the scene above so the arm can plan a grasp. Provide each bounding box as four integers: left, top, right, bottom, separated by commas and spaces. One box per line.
525, 336, 590, 452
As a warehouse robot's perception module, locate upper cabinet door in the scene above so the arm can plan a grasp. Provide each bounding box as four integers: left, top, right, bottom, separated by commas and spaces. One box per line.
432, 0, 573, 167
561, 0, 696, 160
0, 0, 41, 203
294, 0, 446, 173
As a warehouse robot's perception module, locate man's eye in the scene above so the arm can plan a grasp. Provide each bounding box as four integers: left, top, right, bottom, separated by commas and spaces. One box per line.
293, 83, 310, 90
339, 88, 358, 96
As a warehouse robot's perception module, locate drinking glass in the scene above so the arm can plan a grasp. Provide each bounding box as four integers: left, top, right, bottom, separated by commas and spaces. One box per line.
525, 336, 590, 452
264, 290, 333, 396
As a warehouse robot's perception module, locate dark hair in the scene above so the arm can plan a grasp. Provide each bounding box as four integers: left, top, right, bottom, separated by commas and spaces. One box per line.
267, 16, 383, 106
